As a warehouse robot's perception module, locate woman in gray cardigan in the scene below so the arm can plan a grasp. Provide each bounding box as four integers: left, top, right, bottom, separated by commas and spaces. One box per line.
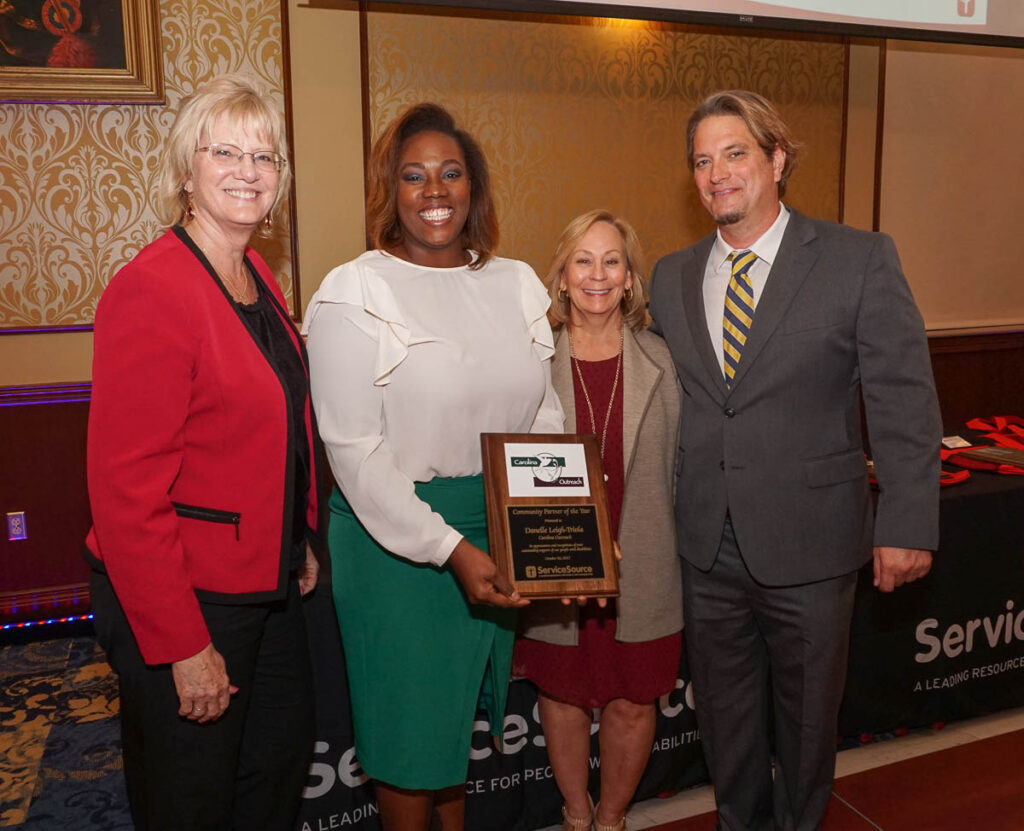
514, 210, 683, 831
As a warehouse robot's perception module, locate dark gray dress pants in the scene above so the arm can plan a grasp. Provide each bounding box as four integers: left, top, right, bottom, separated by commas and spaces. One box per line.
682, 517, 857, 831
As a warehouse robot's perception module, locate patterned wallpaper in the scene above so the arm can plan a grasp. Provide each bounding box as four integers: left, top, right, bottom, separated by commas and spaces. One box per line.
2, 7, 845, 328
0, 0, 292, 329
368, 12, 844, 280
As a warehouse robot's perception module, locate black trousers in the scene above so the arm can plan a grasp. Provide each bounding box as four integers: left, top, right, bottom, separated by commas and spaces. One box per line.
90, 570, 315, 831
682, 518, 857, 831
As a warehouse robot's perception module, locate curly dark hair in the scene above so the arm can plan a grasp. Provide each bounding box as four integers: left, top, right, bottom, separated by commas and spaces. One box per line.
365, 103, 499, 269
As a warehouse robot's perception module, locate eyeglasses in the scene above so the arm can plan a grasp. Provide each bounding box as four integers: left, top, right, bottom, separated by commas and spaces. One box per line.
195, 143, 286, 172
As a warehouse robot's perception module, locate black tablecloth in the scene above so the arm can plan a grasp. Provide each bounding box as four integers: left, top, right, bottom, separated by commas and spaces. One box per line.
296, 584, 705, 831
840, 470, 1024, 735
296, 471, 1024, 831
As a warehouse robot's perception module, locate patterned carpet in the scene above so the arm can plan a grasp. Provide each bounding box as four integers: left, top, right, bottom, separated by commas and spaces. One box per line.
0, 637, 130, 830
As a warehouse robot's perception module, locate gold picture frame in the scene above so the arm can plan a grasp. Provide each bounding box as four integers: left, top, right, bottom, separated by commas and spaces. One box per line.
0, 0, 163, 103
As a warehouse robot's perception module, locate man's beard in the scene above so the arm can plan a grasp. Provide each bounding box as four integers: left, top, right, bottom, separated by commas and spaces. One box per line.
714, 210, 743, 226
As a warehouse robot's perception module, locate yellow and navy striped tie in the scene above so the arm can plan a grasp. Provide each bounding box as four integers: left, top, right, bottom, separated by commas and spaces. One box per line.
723, 249, 757, 387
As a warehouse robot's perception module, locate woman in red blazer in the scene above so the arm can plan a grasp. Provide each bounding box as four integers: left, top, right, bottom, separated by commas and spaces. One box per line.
85, 74, 320, 831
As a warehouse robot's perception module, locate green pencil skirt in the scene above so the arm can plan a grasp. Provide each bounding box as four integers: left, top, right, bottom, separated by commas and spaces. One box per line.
328, 476, 515, 789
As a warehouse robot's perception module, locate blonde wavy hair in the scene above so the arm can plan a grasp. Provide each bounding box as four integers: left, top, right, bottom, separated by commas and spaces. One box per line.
545, 209, 650, 332
155, 73, 291, 236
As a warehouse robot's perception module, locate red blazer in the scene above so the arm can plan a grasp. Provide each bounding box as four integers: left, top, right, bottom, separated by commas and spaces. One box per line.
86, 227, 320, 665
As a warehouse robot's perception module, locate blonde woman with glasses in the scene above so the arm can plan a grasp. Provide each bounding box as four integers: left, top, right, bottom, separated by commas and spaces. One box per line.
86, 73, 320, 830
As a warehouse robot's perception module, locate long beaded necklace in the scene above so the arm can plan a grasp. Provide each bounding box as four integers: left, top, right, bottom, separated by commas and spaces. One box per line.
568, 326, 623, 461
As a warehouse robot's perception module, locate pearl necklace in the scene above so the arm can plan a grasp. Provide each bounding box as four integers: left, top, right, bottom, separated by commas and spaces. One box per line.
568, 326, 623, 461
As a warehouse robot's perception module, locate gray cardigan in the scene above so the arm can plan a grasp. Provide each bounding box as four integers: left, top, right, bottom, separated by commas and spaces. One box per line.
518, 325, 683, 644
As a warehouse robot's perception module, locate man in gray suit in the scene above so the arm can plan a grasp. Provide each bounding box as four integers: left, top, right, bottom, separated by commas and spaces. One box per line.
649, 90, 941, 830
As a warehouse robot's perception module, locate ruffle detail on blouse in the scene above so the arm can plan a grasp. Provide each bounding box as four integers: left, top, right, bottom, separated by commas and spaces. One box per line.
518, 263, 555, 362
302, 256, 410, 386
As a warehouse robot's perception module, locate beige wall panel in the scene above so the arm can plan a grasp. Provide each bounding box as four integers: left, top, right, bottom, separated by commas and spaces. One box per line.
880, 41, 1024, 331
287, 0, 366, 314
1, 332, 93, 387
367, 12, 844, 279
842, 41, 880, 232
0, 0, 293, 384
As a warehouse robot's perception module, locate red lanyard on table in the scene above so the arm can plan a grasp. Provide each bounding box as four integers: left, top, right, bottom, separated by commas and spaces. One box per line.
944, 416, 1024, 476
965, 416, 1024, 450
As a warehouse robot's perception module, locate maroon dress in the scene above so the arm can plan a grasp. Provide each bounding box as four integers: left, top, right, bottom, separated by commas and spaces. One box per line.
513, 354, 682, 708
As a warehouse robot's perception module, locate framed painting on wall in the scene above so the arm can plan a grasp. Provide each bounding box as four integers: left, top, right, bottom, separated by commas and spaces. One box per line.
0, 0, 163, 103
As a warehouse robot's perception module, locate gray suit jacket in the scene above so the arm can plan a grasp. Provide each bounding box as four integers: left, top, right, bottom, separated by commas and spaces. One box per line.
518, 325, 684, 644
649, 209, 941, 586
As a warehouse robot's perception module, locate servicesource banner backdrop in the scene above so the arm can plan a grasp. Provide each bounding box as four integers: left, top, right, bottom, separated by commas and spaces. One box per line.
298, 473, 1024, 831
296, 588, 706, 831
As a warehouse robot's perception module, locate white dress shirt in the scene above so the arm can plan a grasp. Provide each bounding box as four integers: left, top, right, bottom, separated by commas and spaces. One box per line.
702, 204, 791, 376
303, 250, 564, 566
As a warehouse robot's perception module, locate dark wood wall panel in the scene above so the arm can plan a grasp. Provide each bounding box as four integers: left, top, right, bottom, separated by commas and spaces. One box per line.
929, 332, 1024, 434
1, 384, 92, 624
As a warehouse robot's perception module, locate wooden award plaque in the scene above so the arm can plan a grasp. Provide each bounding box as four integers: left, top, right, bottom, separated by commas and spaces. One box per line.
480, 433, 619, 599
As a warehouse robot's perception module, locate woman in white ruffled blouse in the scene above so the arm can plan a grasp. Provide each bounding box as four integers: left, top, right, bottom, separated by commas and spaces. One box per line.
303, 103, 563, 831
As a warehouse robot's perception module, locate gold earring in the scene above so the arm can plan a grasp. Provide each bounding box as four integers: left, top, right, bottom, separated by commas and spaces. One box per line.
557, 288, 567, 303
184, 191, 195, 219
262, 214, 273, 231
623, 287, 633, 302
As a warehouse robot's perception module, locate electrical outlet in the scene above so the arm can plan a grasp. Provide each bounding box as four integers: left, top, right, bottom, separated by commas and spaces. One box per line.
7, 511, 27, 541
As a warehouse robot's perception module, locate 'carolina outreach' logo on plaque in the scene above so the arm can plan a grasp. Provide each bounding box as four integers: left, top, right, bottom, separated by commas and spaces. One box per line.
504, 441, 591, 498
510, 452, 585, 488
